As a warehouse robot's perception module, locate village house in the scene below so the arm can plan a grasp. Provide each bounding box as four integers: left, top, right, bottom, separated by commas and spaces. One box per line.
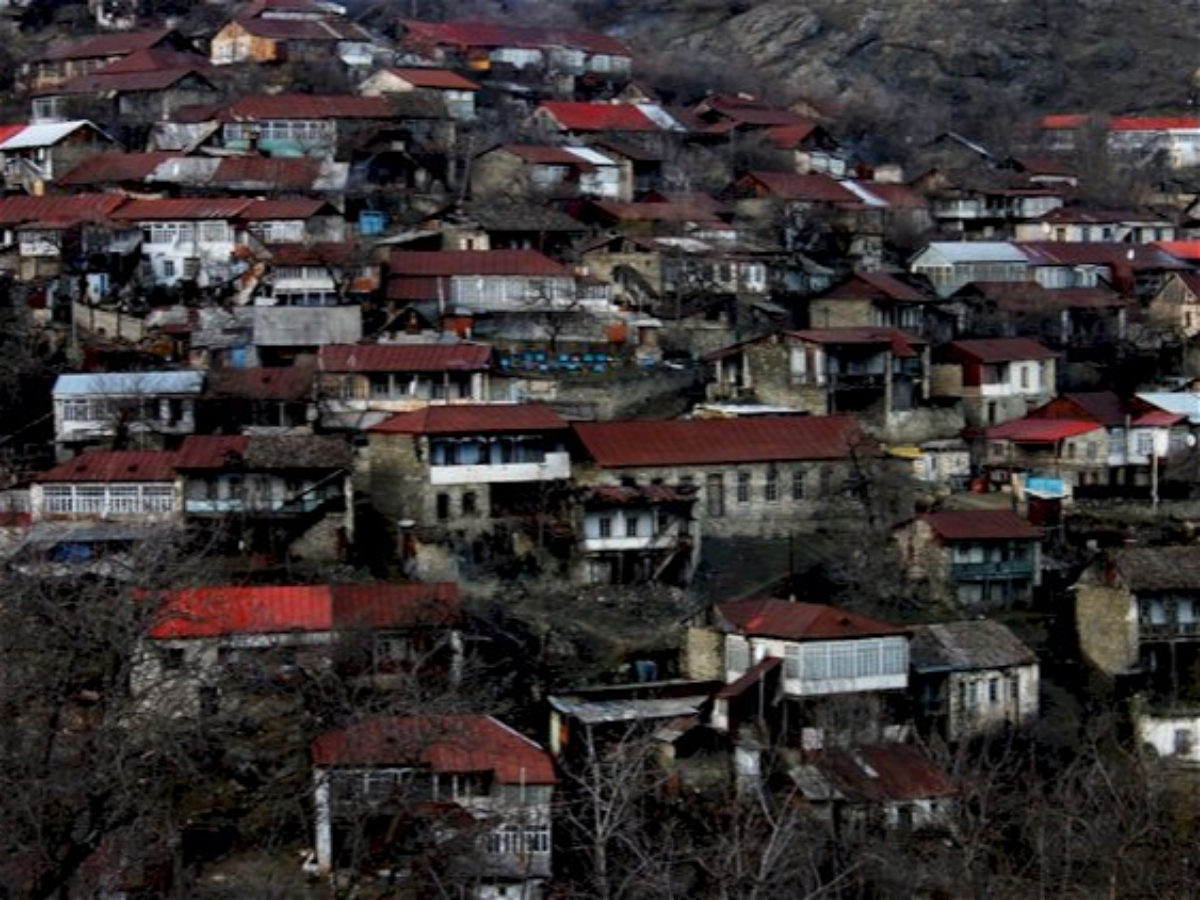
984, 392, 1187, 493
30, 449, 179, 523
52, 370, 204, 459
210, 1, 378, 67
367, 403, 573, 568
791, 743, 956, 834
0, 193, 126, 283
571, 414, 888, 541
895, 509, 1042, 609
315, 342, 499, 430
530, 101, 678, 141
930, 337, 1058, 427
311, 714, 555, 894
704, 328, 945, 441
133, 581, 464, 716
397, 18, 632, 84
199, 365, 316, 434
1017, 240, 1192, 302
923, 184, 1064, 240
218, 94, 397, 158
109, 198, 249, 289
1014, 206, 1178, 244
686, 597, 911, 754
909, 619, 1040, 743
241, 199, 346, 247
950, 281, 1131, 348
469, 144, 628, 202
1147, 271, 1200, 337
805, 272, 947, 338
909, 242, 1031, 298
22, 29, 195, 91
0, 120, 120, 194
418, 201, 588, 258
359, 67, 480, 120
575, 482, 699, 588
174, 433, 354, 562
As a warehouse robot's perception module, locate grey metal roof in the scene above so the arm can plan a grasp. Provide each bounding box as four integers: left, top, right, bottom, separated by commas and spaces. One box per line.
919, 242, 1030, 265
910, 620, 1037, 673
53, 371, 205, 397
548, 694, 709, 725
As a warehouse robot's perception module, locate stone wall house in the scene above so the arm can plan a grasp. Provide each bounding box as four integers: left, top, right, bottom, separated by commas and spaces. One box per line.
930, 337, 1058, 428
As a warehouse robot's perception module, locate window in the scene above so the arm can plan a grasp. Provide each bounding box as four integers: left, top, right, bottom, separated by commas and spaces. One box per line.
1136, 432, 1154, 456
988, 680, 999, 704
726, 638, 750, 674
736, 472, 751, 503
791, 470, 805, 501
625, 516, 639, 538
706, 474, 724, 517
1175, 729, 1194, 756
160, 647, 185, 670
785, 644, 802, 679
966, 681, 978, 707
765, 467, 779, 502
162, 259, 176, 279
598, 516, 612, 538
461, 492, 477, 516
436, 493, 450, 520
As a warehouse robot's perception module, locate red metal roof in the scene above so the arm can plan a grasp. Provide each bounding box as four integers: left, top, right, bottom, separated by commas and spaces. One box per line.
148, 582, 460, 639
1030, 391, 1129, 427
311, 714, 556, 783
500, 143, 599, 167
717, 597, 905, 641
224, 94, 393, 121
764, 122, 820, 147
537, 101, 660, 133
401, 18, 629, 56
739, 170, 861, 204
205, 364, 315, 401
573, 414, 863, 468
318, 343, 491, 373
173, 434, 248, 469
986, 418, 1103, 442
788, 327, 924, 357
919, 509, 1041, 542
388, 249, 571, 277
211, 156, 326, 190
943, 337, 1057, 363
386, 67, 480, 91
111, 198, 251, 221
1017, 241, 1190, 271
239, 198, 331, 220
812, 744, 956, 803
371, 403, 566, 436
1040, 113, 1092, 130
38, 450, 178, 483
231, 17, 373, 42
57, 152, 178, 186
38, 29, 175, 63
822, 272, 928, 303
858, 182, 928, 209
1158, 240, 1200, 262
1109, 116, 1200, 131
0, 125, 26, 145
0, 193, 126, 226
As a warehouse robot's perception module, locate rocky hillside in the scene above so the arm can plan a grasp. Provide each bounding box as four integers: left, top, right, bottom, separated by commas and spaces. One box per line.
612, 0, 1200, 147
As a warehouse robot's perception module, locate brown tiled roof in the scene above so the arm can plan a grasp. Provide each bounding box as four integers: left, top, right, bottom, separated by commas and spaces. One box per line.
919, 509, 1041, 542
372, 403, 566, 436
38, 450, 178, 483
318, 343, 491, 373
573, 414, 863, 467
717, 597, 905, 641
312, 714, 556, 783
1113, 546, 1200, 592
910, 620, 1037, 672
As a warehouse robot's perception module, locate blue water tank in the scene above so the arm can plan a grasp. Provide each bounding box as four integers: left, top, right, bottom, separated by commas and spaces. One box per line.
359, 211, 388, 236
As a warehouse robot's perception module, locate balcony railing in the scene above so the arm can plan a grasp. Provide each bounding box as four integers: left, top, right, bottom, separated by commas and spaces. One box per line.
429, 451, 571, 485
1140, 621, 1200, 640
951, 559, 1036, 580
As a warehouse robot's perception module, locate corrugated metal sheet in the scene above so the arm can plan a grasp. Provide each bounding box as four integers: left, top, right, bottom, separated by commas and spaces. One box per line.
38, 450, 178, 483
386, 67, 480, 90
110, 198, 252, 220
573, 414, 862, 467
943, 337, 1057, 363
54, 371, 205, 396
741, 170, 862, 204
319, 342, 491, 373
312, 714, 557, 783
0, 193, 126, 225
239, 198, 330, 220
717, 597, 905, 641
910, 620, 1037, 673
388, 249, 571, 277
986, 417, 1101, 442
919, 509, 1041, 542
807, 744, 956, 803
57, 152, 180, 186
38, 29, 173, 62
538, 101, 660, 132
0, 121, 108, 150
225, 93, 393, 121
372, 402, 566, 436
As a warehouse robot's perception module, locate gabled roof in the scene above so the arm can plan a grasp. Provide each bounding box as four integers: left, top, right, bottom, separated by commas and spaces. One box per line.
239, 198, 334, 220
575, 414, 863, 468
318, 342, 492, 373
1110, 546, 1200, 592
1157, 240, 1200, 263
383, 67, 480, 91
223, 94, 394, 121
1030, 391, 1131, 427
0, 121, 113, 151
806, 744, 956, 803
1033, 206, 1169, 226
737, 170, 861, 204
110, 198, 252, 221
536, 101, 661, 133
821, 272, 930, 303
787, 327, 924, 357
57, 152, 180, 187
37, 29, 178, 63
38, 450, 178, 483
910, 620, 1037, 673
942, 337, 1057, 363
388, 249, 572, 277
1017, 241, 1190, 271
918, 509, 1041, 542
497, 143, 612, 168
716, 597, 905, 641
51, 66, 214, 96
915, 241, 1029, 265
311, 714, 556, 783
228, 16, 373, 41
371, 403, 567, 436
148, 582, 461, 639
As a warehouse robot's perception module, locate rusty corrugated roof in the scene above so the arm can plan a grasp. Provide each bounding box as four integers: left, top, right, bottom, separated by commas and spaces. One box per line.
372, 403, 566, 435
318, 343, 491, 373
111, 198, 252, 220
919, 509, 1041, 542
38, 450, 178, 483
717, 597, 905, 641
